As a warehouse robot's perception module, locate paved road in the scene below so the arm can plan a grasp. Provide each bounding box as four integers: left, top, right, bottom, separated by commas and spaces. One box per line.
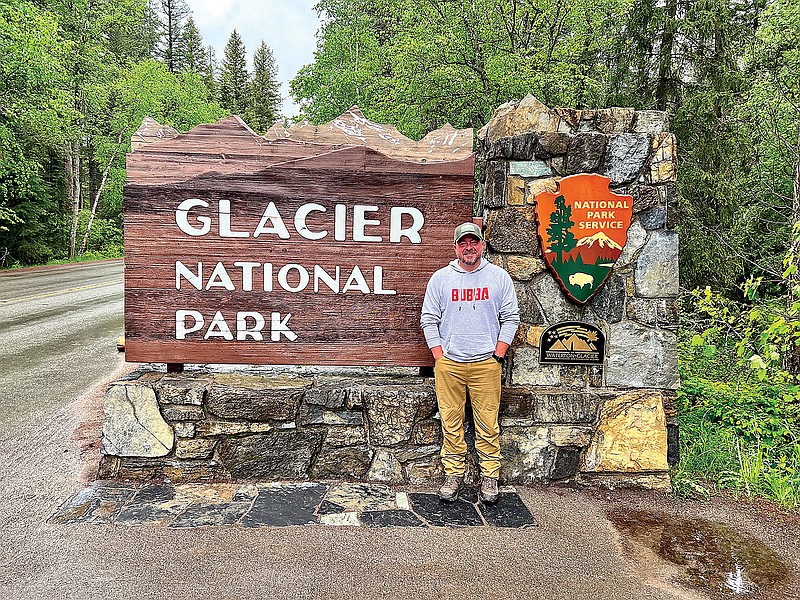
0, 260, 124, 437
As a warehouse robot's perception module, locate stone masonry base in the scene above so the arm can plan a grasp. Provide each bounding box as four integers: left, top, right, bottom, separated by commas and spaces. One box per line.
99, 366, 672, 489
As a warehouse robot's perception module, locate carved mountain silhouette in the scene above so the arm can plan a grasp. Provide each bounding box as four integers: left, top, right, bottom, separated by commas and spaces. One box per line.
564, 232, 623, 264
577, 232, 622, 250
262, 106, 473, 163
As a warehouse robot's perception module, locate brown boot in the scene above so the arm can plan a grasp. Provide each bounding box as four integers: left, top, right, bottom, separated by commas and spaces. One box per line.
437, 475, 463, 502
479, 476, 499, 504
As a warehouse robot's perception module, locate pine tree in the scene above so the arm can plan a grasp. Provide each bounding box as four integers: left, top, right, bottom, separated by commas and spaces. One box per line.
202, 45, 217, 98
218, 30, 249, 115
546, 195, 576, 264
152, 0, 190, 73
244, 41, 282, 132
109, 0, 160, 61
178, 16, 206, 73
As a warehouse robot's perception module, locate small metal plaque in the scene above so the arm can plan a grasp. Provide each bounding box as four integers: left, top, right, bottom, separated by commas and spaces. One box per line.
539, 321, 605, 365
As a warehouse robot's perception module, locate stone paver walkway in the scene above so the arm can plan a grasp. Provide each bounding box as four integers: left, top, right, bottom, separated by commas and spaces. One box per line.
48, 481, 537, 529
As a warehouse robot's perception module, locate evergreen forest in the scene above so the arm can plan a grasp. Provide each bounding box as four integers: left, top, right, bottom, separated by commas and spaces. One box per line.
2, 0, 800, 507
1, 0, 281, 266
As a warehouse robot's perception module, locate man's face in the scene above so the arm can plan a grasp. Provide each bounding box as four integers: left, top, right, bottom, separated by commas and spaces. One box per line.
454, 235, 483, 267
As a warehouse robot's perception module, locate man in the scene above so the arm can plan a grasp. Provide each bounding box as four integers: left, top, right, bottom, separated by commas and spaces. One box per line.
420, 222, 520, 503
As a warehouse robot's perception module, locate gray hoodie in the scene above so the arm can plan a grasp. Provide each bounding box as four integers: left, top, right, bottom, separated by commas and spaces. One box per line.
420, 258, 520, 362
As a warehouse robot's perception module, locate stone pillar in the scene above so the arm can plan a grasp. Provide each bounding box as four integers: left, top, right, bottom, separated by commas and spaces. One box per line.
477, 95, 678, 489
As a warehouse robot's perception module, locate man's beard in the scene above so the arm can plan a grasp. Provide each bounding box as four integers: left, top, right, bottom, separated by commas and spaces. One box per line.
459, 252, 480, 266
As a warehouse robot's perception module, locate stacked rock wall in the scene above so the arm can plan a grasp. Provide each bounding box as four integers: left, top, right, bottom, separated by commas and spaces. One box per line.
479, 96, 679, 489
99, 369, 448, 485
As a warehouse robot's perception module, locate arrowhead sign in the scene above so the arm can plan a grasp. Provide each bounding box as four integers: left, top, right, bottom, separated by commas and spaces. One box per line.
533, 174, 633, 304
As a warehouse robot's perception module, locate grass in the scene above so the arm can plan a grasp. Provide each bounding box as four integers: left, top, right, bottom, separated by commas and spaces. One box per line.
673, 402, 800, 509
1, 249, 122, 270
674, 325, 800, 511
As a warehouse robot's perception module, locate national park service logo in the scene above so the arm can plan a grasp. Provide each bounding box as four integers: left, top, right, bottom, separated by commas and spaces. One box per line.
533, 174, 633, 304
539, 322, 605, 365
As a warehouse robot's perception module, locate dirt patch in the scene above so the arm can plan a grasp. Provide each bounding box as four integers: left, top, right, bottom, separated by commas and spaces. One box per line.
71, 360, 138, 482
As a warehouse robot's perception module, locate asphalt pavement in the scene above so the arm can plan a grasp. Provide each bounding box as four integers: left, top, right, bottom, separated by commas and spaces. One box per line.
3, 396, 691, 600
0, 260, 124, 438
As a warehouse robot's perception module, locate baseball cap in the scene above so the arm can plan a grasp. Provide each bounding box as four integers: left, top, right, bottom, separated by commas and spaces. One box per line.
453, 222, 483, 243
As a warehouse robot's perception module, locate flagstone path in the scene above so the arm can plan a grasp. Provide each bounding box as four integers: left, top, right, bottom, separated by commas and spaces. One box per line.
48, 481, 537, 529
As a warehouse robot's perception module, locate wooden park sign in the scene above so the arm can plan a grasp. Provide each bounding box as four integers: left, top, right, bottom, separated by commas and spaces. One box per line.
124, 109, 474, 366
533, 174, 633, 304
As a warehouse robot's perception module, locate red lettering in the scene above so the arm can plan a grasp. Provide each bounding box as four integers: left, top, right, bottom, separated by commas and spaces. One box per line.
451, 287, 491, 302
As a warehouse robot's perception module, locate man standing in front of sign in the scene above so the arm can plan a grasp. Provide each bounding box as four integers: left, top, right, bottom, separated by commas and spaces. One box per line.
420, 222, 520, 503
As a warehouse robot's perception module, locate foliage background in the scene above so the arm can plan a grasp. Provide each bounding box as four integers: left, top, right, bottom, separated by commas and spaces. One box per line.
0, 0, 281, 267
290, 0, 800, 507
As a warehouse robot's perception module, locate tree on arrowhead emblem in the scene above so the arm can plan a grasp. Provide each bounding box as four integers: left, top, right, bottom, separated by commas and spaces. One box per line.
546, 194, 577, 263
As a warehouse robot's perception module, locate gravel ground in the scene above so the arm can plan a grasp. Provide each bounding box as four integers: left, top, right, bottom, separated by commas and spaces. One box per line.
1, 366, 798, 600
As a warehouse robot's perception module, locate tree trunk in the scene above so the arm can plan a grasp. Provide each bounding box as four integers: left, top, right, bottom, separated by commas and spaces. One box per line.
67, 140, 81, 259
655, 0, 678, 112
79, 133, 123, 254
575, 13, 594, 108
167, 0, 174, 73
88, 140, 99, 210
783, 123, 800, 376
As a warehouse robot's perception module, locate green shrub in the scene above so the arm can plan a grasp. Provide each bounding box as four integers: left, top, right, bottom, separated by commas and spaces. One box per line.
678, 376, 798, 446
676, 338, 800, 509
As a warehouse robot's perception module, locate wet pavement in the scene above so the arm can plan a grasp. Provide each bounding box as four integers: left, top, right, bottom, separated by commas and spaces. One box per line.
48, 479, 800, 598
0, 261, 123, 439
42, 474, 800, 600
44, 479, 800, 599
49, 481, 537, 529
608, 509, 793, 599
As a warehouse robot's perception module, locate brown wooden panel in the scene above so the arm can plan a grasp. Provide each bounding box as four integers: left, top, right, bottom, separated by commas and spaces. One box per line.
125, 119, 474, 366
127, 144, 475, 186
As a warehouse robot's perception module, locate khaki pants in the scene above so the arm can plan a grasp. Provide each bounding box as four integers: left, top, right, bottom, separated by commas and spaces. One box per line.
434, 356, 502, 478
